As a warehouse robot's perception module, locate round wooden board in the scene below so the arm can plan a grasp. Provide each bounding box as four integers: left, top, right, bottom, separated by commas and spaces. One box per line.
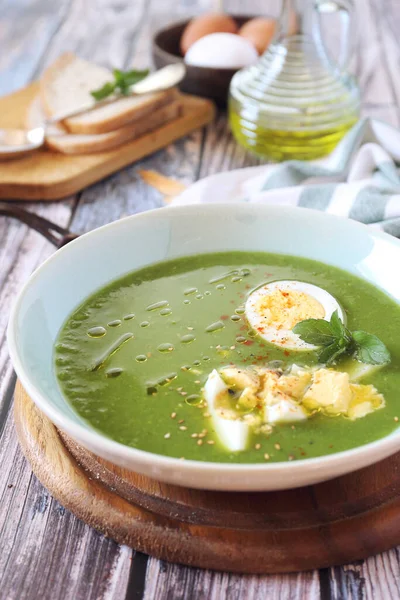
14, 381, 400, 574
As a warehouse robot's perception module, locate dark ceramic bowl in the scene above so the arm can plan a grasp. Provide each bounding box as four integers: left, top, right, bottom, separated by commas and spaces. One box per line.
152, 16, 254, 108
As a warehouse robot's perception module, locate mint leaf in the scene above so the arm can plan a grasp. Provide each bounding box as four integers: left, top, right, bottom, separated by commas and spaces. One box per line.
318, 340, 346, 365
90, 81, 116, 100
293, 318, 336, 346
352, 331, 391, 365
91, 68, 149, 101
292, 311, 390, 368
119, 68, 149, 86
330, 310, 351, 342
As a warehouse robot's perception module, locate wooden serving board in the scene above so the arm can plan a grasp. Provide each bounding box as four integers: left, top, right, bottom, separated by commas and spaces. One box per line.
0, 83, 215, 201
14, 380, 400, 574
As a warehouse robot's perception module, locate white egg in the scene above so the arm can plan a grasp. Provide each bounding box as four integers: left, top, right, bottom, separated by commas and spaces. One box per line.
245, 280, 345, 351
184, 32, 259, 69
203, 369, 249, 451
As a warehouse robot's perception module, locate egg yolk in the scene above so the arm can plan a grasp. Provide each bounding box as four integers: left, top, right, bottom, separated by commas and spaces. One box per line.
255, 289, 325, 330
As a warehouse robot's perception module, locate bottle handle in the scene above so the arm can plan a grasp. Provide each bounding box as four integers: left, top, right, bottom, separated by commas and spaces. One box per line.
313, 0, 354, 72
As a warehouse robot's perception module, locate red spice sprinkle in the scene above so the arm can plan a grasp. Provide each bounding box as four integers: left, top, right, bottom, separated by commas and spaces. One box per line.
244, 340, 254, 346
220, 315, 229, 320
284, 350, 290, 357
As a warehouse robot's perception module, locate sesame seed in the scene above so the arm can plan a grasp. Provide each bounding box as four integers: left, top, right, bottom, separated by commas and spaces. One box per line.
274, 443, 281, 450
181, 366, 188, 371
191, 433, 198, 438
264, 453, 270, 460
207, 440, 215, 445
177, 387, 183, 392
197, 439, 203, 446
291, 425, 296, 430
180, 391, 187, 396
203, 412, 211, 418
179, 426, 187, 431
288, 455, 294, 461
202, 429, 208, 434
164, 433, 171, 439
395, 417, 399, 422
198, 433, 206, 438
178, 419, 184, 424
195, 380, 201, 384
230, 345, 236, 350
187, 327, 194, 331
171, 412, 177, 419
255, 443, 261, 450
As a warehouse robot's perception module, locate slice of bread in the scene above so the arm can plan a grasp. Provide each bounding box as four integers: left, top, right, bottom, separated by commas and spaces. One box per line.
27, 94, 182, 155
40, 53, 175, 135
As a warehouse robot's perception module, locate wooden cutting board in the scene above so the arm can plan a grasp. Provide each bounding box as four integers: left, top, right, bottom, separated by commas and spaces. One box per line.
14, 380, 400, 574
0, 83, 215, 201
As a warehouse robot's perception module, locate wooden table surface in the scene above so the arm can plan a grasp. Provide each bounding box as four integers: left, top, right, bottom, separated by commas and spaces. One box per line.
1, 0, 400, 598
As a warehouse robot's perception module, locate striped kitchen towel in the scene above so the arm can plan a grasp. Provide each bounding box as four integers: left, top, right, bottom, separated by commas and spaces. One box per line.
173, 119, 400, 237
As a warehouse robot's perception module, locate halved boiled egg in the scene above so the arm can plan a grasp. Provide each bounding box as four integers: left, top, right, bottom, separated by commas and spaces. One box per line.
245, 280, 345, 351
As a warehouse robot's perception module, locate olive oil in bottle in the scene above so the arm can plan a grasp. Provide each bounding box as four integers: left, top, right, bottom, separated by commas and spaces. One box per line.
228, 0, 360, 161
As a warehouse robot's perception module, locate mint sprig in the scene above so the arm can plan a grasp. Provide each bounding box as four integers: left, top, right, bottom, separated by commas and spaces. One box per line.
293, 311, 390, 366
91, 68, 149, 101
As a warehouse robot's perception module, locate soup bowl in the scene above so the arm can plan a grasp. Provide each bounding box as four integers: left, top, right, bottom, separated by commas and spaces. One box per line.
7, 203, 400, 491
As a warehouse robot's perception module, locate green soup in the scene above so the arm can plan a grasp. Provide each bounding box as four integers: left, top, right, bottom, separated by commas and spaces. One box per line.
54, 252, 400, 463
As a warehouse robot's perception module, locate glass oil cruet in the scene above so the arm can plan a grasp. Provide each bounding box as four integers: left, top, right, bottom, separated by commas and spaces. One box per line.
228, 0, 361, 160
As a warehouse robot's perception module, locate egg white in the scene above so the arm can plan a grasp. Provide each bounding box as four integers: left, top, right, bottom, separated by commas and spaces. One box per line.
245, 280, 345, 351
203, 370, 249, 452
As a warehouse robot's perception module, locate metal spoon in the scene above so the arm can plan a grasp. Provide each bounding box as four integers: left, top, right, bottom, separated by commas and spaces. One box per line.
0, 63, 186, 160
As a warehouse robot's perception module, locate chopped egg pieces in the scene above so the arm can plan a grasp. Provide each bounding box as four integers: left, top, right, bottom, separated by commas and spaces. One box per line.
303, 368, 352, 414
202, 364, 385, 450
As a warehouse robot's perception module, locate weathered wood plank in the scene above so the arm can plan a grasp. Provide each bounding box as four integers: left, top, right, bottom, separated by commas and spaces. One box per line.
144, 559, 321, 600
0, 406, 131, 600
199, 112, 262, 179
35, 0, 147, 71
0, 0, 71, 95
329, 552, 400, 600
371, 0, 400, 123
352, 0, 397, 108
0, 201, 73, 409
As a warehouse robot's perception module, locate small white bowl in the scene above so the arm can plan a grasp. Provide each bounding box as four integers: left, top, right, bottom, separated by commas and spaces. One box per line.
7, 204, 400, 491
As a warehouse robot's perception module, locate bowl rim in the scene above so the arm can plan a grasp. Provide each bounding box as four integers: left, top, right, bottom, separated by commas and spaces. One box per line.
7, 203, 400, 482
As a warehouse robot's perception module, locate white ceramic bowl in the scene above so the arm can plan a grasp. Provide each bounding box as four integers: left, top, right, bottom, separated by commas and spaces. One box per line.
7, 204, 400, 491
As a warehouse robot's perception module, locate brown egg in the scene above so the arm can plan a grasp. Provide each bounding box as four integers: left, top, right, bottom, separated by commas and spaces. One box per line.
288, 10, 298, 36
238, 12, 299, 55
180, 13, 238, 55
238, 17, 277, 55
